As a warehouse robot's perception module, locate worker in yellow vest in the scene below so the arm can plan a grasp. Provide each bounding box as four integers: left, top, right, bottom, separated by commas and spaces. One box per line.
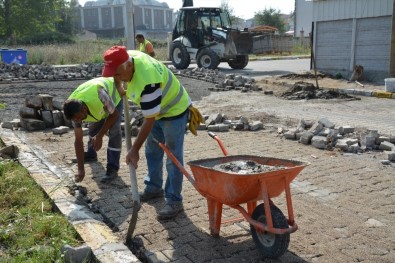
63, 77, 123, 183
102, 46, 203, 220
135, 33, 155, 57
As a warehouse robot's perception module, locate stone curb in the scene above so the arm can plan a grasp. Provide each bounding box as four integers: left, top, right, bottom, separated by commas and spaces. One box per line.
0, 128, 140, 263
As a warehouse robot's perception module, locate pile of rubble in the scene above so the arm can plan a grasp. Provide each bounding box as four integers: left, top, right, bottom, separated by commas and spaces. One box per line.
280, 81, 359, 100
170, 67, 261, 92
1, 94, 70, 132
279, 117, 395, 162
0, 62, 102, 82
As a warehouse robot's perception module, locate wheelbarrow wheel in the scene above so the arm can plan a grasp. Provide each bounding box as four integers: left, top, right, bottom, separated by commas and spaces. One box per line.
250, 204, 290, 259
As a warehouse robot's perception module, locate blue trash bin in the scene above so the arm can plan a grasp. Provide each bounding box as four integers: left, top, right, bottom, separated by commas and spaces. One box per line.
0, 48, 27, 64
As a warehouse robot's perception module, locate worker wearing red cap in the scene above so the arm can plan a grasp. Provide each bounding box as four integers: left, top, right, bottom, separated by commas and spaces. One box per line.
102, 46, 202, 220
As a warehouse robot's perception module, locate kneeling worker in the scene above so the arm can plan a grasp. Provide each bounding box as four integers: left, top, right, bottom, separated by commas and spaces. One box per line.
63, 77, 123, 183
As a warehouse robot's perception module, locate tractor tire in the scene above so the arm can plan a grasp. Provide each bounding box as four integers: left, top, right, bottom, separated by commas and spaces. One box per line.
196, 48, 220, 69
228, 55, 249, 69
250, 203, 290, 259
171, 41, 190, 69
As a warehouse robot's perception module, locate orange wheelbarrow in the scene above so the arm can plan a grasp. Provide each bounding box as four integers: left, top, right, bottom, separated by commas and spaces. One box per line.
153, 132, 310, 259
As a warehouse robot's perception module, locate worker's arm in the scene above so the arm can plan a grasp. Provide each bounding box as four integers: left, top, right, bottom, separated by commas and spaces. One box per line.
91, 87, 119, 151
74, 126, 85, 182
91, 108, 119, 151
125, 117, 155, 168
146, 43, 155, 58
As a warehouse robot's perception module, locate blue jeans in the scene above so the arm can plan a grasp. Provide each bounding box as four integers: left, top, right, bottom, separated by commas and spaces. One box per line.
87, 100, 123, 171
144, 111, 188, 205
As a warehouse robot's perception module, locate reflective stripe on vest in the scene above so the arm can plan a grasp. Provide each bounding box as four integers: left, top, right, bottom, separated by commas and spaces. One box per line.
160, 73, 184, 114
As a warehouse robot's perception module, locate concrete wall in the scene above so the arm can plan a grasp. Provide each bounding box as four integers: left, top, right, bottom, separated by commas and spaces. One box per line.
311, 0, 394, 82
295, 0, 313, 37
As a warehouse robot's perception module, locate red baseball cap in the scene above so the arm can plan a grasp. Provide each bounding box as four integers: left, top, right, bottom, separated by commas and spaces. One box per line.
102, 46, 129, 77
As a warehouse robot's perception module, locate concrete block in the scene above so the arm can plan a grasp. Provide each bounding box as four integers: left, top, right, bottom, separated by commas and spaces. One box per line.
20, 118, 46, 131
40, 110, 54, 128
52, 110, 64, 127
311, 136, 327, 149
1, 121, 14, 130
284, 129, 296, 140
342, 125, 355, 134
207, 125, 219, 131
39, 94, 54, 110
377, 136, 389, 144
318, 117, 335, 129
19, 106, 39, 119
309, 122, 324, 135
53, 126, 70, 135
249, 121, 263, 131
379, 141, 395, 151
372, 91, 392, 98
299, 131, 314, 145
386, 151, 395, 161
335, 139, 349, 151
53, 100, 64, 111
218, 123, 230, 132
25, 96, 42, 109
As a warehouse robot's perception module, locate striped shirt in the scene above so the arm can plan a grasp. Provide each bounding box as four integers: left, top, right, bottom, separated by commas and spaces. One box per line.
140, 83, 162, 118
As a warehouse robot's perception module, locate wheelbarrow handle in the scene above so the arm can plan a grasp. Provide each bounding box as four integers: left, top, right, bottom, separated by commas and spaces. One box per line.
207, 132, 228, 156
151, 137, 196, 187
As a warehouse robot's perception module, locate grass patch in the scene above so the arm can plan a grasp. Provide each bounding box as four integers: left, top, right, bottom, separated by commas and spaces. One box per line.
19, 38, 169, 65
0, 159, 83, 262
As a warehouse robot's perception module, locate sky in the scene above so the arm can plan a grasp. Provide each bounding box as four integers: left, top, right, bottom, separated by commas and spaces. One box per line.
77, 0, 295, 19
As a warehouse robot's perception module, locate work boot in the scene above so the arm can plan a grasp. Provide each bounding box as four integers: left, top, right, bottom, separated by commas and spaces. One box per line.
157, 203, 184, 220
71, 152, 97, 163
139, 189, 164, 202
100, 168, 118, 183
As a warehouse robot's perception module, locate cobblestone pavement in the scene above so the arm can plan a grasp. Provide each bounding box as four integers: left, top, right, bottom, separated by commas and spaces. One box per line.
1, 76, 395, 263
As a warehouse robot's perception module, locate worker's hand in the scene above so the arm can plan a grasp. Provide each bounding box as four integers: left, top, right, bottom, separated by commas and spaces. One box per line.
91, 135, 103, 151
125, 148, 139, 169
74, 169, 85, 183
115, 80, 126, 97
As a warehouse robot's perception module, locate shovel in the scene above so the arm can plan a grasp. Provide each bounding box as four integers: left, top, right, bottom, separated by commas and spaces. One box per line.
123, 95, 140, 245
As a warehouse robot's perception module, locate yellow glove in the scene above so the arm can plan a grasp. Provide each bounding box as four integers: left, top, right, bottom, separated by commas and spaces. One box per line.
188, 105, 204, 136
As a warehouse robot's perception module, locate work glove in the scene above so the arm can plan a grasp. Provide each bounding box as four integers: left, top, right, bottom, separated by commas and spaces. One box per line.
188, 105, 204, 136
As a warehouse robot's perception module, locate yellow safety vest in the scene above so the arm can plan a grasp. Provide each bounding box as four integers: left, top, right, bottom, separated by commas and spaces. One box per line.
68, 77, 121, 122
139, 39, 152, 54
125, 50, 190, 119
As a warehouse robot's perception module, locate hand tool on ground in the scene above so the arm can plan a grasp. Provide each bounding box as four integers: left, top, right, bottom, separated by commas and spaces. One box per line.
123, 96, 140, 245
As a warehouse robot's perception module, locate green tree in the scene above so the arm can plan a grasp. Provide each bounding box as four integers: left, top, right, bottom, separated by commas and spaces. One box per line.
220, 0, 243, 26
0, 0, 76, 44
254, 8, 286, 33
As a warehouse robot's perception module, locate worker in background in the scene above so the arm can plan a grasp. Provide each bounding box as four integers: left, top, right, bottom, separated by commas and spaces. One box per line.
135, 34, 155, 58
101, 46, 203, 220
63, 77, 123, 183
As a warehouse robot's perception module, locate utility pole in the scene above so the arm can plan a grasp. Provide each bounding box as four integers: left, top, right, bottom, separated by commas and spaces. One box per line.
125, 0, 135, 50
389, 0, 395, 77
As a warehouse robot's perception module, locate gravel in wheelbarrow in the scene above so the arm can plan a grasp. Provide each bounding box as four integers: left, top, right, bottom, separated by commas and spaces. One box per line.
187, 155, 308, 207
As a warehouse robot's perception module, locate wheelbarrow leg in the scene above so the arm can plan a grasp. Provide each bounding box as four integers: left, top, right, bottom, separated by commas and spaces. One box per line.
206, 197, 223, 237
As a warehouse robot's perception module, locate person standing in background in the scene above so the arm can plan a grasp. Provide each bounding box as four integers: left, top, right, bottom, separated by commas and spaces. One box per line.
135, 34, 155, 58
